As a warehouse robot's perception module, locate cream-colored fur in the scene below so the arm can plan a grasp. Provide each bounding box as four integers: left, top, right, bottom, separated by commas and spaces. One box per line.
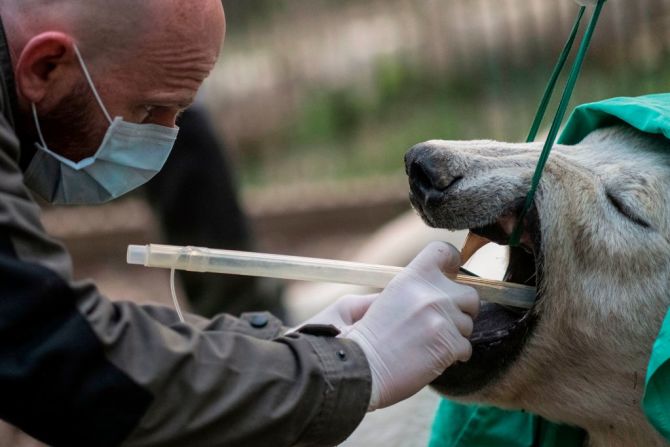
415, 125, 670, 446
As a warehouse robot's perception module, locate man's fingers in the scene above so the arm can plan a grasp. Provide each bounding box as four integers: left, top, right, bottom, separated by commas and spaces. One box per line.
429, 291, 476, 336
335, 294, 379, 326
449, 285, 480, 319
454, 336, 473, 363
345, 294, 378, 322
451, 312, 474, 338
407, 241, 461, 276
426, 276, 480, 320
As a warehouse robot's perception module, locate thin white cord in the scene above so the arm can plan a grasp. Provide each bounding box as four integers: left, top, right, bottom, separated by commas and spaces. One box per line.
170, 268, 185, 323
31, 103, 49, 149
72, 44, 113, 124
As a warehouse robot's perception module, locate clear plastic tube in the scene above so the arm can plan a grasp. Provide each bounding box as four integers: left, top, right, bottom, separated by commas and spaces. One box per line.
128, 244, 536, 309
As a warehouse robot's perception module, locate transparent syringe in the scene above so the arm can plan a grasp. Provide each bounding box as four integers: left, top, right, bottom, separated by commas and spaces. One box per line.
127, 244, 535, 309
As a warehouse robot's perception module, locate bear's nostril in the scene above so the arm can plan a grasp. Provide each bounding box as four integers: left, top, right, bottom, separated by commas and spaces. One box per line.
445, 175, 464, 190
409, 160, 435, 192
409, 159, 460, 193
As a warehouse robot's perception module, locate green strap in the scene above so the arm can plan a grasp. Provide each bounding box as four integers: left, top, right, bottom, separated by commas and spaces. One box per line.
510, 0, 606, 247
526, 7, 586, 143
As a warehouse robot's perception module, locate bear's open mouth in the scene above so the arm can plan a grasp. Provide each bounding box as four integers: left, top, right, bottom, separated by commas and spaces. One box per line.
410, 192, 542, 396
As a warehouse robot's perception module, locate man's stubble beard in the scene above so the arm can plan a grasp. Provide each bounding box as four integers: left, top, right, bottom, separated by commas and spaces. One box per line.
37, 79, 108, 162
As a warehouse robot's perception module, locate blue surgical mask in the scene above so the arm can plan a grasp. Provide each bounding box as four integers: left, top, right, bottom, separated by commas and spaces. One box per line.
24, 45, 179, 205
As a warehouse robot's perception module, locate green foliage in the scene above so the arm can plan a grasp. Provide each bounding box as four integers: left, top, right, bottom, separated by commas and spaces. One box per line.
239, 53, 670, 189
223, 0, 362, 31
294, 89, 367, 144
222, 0, 278, 28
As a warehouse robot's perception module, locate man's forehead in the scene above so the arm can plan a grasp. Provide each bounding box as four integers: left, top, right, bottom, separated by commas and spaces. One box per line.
138, 1, 223, 69
129, 42, 217, 96
7, 0, 224, 61
111, 0, 224, 98
146, 0, 225, 43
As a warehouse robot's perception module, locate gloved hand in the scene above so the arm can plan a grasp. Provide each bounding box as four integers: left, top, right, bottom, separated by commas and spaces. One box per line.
292, 294, 378, 333
341, 241, 480, 411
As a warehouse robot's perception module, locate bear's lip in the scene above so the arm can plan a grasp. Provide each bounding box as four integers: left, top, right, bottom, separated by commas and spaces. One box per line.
416, 198, 542, 396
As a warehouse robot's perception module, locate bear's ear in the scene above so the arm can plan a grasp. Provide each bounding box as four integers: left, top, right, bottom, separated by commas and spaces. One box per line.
15, 32, 78, 110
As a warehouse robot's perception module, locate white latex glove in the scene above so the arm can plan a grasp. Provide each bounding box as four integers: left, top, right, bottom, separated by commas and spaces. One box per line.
342, 241, 480, 411
291, 294, 378, 333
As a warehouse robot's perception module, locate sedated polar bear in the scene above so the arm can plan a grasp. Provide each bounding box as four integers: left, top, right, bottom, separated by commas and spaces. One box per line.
405, 121, 670, 446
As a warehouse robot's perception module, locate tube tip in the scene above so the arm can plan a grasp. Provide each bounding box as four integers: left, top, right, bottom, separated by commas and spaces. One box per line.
127, 245, 149, 266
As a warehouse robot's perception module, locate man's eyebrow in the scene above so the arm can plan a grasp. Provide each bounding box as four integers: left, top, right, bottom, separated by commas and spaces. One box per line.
164, 99, 195, 109
143, 94, 196, 109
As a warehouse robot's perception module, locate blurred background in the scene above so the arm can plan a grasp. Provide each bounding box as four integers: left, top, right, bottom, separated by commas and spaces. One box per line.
34, 1, 670, 445
42, 0, 670, 308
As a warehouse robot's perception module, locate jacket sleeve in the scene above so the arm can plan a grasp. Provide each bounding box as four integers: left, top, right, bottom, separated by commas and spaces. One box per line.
0, 114, 371, 447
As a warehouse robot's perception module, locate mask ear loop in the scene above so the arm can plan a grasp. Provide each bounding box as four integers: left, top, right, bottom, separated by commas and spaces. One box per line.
509, 0, 606, 247
72, 44, 113, 125
31, 103, 50, 149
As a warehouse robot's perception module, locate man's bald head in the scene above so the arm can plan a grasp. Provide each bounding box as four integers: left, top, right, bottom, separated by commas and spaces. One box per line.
2, 0, 225, 161
1, 0, 225, 64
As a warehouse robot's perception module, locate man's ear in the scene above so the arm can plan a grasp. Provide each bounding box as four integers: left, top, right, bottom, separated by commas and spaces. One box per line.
15, 32, 78, 110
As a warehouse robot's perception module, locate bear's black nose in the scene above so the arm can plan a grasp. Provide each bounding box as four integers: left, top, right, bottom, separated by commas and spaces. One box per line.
405, 144, 461, 201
